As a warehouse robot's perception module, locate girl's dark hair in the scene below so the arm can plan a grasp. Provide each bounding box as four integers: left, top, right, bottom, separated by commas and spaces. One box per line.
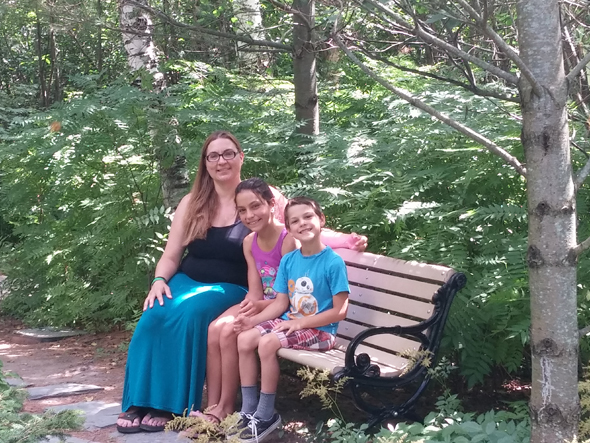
284, 197, 324, 229
235, 177, 274, 204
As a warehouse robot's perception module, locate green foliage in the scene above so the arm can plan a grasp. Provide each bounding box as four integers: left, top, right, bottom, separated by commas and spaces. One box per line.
165, 410, 242, 442
0, 360, 84, 443
302, 393, 530, 443
375, 405, 531, 443
2, 56, 590, 384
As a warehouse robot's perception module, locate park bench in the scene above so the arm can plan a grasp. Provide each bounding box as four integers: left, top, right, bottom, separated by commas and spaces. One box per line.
277, 248, 467, 428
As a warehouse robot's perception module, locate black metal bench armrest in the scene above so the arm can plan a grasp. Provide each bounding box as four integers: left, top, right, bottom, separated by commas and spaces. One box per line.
334, 324, 431, 388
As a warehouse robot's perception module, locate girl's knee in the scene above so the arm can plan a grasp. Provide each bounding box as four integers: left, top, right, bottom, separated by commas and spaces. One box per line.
237, 330, 259, 354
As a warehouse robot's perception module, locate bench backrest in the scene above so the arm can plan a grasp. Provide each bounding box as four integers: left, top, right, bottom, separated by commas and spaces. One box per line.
333, 249, 462, 373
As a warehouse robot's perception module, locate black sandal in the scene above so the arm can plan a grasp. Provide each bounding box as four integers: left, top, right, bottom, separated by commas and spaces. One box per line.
116, 409, 146, 434
139, 409, 173, 432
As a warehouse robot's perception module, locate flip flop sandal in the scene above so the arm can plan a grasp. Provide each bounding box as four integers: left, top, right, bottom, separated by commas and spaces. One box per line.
139, 409, 173, 432
190, 410, 221, 424
116, 410, 145, 434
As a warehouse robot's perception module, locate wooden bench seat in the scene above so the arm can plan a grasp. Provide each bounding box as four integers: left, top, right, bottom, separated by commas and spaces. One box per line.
277, 248, 467, 427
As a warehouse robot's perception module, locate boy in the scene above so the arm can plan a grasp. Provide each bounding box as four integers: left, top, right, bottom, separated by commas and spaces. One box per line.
233, 197, 350, 443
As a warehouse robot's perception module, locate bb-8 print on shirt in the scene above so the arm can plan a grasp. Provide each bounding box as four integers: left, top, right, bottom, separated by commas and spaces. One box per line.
287, 276, 319, 317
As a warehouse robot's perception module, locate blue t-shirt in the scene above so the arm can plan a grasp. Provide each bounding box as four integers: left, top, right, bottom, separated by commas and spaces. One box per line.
273, 246, 350, 335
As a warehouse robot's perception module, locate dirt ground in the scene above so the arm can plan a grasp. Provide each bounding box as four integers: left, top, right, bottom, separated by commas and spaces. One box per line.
0, 316, 363, 442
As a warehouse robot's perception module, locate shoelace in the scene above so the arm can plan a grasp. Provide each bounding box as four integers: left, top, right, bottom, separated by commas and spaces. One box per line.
246, 416, 261, 442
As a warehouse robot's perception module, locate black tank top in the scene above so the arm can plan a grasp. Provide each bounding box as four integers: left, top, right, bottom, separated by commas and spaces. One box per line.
179, 221, 250, 287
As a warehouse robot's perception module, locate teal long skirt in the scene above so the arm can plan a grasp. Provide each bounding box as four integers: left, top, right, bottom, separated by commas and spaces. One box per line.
121, 272, 247, 414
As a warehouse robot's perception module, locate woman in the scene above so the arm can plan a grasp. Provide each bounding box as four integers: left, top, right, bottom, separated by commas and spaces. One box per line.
117, 131, 367, 433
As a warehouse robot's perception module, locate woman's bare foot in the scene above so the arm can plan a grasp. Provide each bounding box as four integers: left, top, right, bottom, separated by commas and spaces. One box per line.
140, 409, 174, 432
116, 407, 146, 433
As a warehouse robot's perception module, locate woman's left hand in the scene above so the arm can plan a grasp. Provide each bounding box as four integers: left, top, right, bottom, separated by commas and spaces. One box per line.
346, 233, 368, 252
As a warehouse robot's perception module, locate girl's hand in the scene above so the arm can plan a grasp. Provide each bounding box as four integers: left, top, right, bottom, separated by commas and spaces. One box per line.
143, 280, 172, 311
346, 233, 368, 252
273, 319, 304, 336
239, 299, 260, 317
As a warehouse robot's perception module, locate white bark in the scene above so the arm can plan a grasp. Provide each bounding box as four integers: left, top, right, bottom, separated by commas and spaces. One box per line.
517, 0, 580, 441
233, 0, 267, 67
118, 0, 188, 208
119, 0, 165, 90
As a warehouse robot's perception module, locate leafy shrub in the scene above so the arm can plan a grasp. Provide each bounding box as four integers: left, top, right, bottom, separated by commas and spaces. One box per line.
0, 360, 83, 443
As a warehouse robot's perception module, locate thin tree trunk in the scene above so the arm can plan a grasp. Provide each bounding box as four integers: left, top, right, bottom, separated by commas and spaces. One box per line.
292, 0, 319, 135
517, 0, 580, 441
118, 0, 188, 208
97, 0, 103, 73
36, 17, 48, 108
48, 13, 62, 104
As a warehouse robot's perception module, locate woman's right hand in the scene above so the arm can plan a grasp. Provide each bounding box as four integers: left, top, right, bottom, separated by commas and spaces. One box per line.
143, 280, 173, 311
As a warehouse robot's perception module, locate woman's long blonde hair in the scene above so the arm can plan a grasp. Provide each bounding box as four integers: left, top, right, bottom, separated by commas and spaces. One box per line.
184, 131, 243, 242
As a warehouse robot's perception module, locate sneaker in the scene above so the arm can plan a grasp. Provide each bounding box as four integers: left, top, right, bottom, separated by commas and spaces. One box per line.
227, 412, 253, 438
237, 412, 281, 443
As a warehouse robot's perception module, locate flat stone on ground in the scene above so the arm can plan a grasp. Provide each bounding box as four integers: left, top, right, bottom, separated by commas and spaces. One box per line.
6, 377, 32, 388
28, 383, 103, 400
111, 430, 192, 442
15, 327, 86, 341
41, 437, 91, 443
48, 401, 121, 429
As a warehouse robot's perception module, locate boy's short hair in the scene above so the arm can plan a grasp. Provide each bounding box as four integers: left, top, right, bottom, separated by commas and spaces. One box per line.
284, 197, 324, 229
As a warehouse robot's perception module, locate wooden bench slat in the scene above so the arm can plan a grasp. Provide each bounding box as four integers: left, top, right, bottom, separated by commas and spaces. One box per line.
345, 303, 418, 330
337, 320, 421, 354
278, 344, 407, 376
349, 286, 434, 320
335, 248, 453, 284
346, 267, 441, 301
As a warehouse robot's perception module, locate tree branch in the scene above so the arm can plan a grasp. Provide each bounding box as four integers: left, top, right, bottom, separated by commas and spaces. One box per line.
333, 34, 527, 177
355, 44, 519, 102
358, 0, 519, 85
572, 236, 590, 258
265, 0, 311, 30
567, 51, 590, 83
580, 325, 590, 338
123, 0, 292, 51
575, 157, 590, 191
454, 0, 542, 96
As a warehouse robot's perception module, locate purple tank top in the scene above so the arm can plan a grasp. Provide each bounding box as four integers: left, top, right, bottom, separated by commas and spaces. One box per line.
252, 228, 288, 300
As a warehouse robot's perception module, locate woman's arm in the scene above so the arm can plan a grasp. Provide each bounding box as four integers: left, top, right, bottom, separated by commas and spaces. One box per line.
321, 229, 368, 251
270, 186, 368, 251
143, 195, 191, 310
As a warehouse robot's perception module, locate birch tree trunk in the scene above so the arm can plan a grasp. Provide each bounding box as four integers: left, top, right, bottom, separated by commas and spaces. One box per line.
517, 0, 580, 441
118, 0, 188, 208
292, 0, 319, 135
233, 0, 267, 69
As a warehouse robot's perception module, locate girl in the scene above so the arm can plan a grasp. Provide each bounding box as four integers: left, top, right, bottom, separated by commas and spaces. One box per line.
192, 177, 297, 423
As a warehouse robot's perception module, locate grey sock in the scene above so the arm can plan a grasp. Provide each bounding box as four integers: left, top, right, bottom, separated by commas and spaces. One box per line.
240, 386, 258, 414
253, 391, 276, 421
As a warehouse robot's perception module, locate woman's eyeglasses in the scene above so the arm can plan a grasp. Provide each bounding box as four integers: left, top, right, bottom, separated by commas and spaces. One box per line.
206, 150, 239, 162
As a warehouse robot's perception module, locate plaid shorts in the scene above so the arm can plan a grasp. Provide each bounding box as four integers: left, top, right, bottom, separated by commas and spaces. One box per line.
255, 318, 336, 351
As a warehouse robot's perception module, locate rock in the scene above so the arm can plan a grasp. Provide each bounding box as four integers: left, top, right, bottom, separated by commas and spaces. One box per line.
48, 401, 121, 430
5, 377, 32, 388
28, 383, 103, 400
15, 327, 86, 342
